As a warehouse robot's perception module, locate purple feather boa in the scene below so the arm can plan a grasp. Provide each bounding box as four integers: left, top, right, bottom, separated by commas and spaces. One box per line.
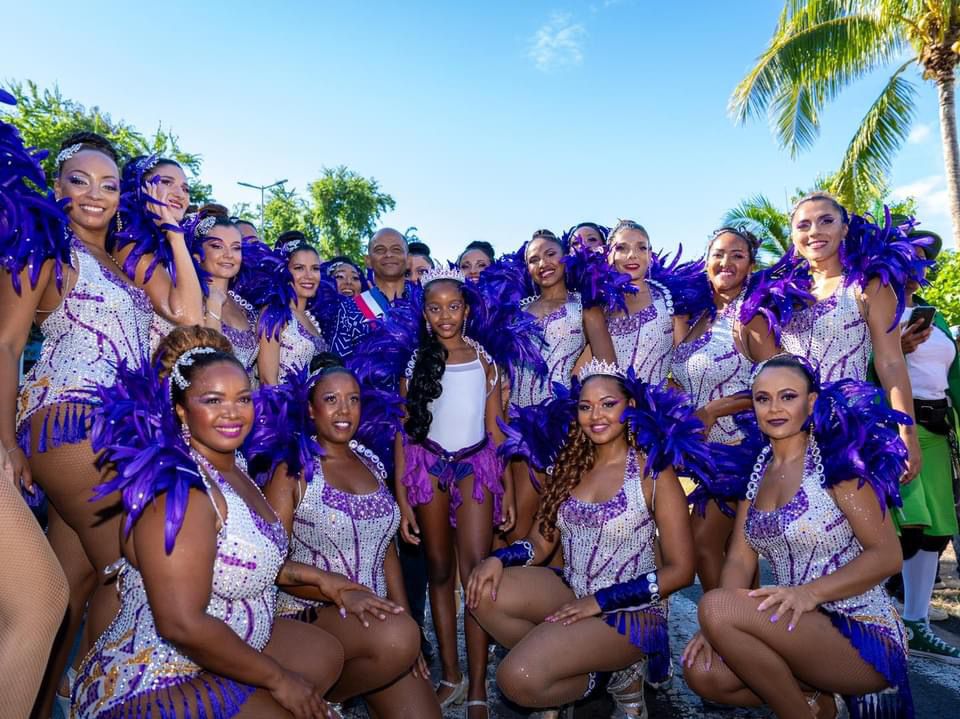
689, 410, 764, 517
0, 102, 70, 293
561, 245, 636, 312
648, 247, 712, 320
88, 358, 206, 554
739, 249, 814, 342
347, 299, 422, 391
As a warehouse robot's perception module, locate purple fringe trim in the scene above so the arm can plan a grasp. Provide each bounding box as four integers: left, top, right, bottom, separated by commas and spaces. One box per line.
825, 610, 913, 719
402, 435, 504, 527
16, 402, 94, 506
602, 607, 671, 684
78, 674, 254, 719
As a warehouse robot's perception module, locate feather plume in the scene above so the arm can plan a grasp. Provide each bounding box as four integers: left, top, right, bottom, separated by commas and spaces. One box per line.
739, 249, 814, 341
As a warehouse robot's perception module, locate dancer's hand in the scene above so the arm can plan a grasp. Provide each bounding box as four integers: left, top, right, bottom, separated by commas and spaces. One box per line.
681, 631, 717, 671
466, 557, 503, 609
748, 584, 820, 632
315, 572, 368, 609
499, 491, 516, 534
142, 177, 184, 233
339, 589, 404, 628
694, 406, 716, 436
545, 595, 601, 626
398, 503, 420, 545
268, 667, 336, 718
901, 431, 921, 485
900, 321, 932, 355
2, 444, 32, 495
412, 651, 430, 681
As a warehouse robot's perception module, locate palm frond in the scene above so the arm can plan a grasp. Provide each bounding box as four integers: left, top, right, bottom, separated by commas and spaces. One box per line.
721, 194, 792, 265
829, 60, 918, 211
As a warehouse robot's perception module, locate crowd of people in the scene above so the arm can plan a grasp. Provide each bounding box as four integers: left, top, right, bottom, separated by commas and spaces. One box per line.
1, 93, 959, 719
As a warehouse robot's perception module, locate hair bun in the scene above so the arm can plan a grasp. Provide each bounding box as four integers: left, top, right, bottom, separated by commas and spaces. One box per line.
153, 325, 234, 379
198, 203, 230, 220
309, 351, 346, 374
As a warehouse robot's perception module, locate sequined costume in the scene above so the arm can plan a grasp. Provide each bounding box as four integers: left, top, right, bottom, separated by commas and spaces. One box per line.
510, 292, 584, 408
556, 448, 669, 681
781, 282, 871, 382
607, 280, 674, 386
72, 462, 287, 719
277, 313, 327, 383
148, 314, 175, 356
672, 293, 753, 445
277, 442, 399, 617
16, 234, 153, 453
222, 292, 259, 378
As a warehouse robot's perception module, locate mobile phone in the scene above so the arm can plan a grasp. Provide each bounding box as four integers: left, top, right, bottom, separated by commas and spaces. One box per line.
907, 306, 936, 333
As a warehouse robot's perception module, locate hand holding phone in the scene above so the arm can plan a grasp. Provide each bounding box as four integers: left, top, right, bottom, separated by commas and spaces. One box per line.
907, 306, 936, 333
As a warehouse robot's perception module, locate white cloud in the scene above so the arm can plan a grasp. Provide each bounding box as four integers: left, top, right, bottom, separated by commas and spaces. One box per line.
528, 13, 586, 72
891, 174, 952, 235
907, 123, 931, 144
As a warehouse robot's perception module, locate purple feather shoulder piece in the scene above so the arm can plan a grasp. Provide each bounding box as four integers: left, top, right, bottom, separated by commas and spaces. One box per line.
497, 382, 577, 488
88, 358, 206, 554
0, 97, 70, 293
561, 245, 636, 312
739, 249, 814, 341
647, 247, 712, 320
691, 411, 764, 517
347, 299, 422, 391
243, 244, 296, 341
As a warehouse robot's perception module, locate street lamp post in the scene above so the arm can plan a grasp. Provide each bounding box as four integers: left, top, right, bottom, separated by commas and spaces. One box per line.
237, 179, 288, 235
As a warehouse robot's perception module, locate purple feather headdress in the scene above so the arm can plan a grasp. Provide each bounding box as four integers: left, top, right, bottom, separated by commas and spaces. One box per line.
241, 243, 297, 341
561, 244, 636, 313
88, 358, 206, 554
739, 248, 814, 341
841, 209, 933, 329
0, 102, 71, 293
231, 238, 276, 299
485, 244, 536, 299
113, 154, 183, 282
648, 247, 712, 320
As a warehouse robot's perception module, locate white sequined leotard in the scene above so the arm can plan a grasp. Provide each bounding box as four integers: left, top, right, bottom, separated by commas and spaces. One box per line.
781, 282, 871, 382
510, 292, 584, 408
607, 280, 674, 386
17, 234, 153, 450
672, 294, 753, 444
278, 313, 327, 383
72, 465, 288, 719
277, 444, 399, 616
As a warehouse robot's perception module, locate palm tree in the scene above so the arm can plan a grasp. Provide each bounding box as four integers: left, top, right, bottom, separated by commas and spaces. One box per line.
721, 194, 792, 266
730, 0, 960, 248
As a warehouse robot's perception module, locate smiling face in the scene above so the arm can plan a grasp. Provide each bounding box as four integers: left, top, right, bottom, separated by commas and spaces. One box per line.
423, 280, 468, 339
407, 254, 433, 283
332, 263, 362, 297
289, 248, 321, 300
201, 224, 243, 281
791, 199, 847, 265
609, 228, 651, 281
707, 232, 753, 294
55, 150, 120, 234
309, 371, 361, 446
146, 163, 190, 222
459, 249, 491, 282
367, 230, 408, 281
577, 375, 631, 446
176, 361, 253, 454
525, 237, 566, 289
572, 226, 604, 253
751, 365, 817, 440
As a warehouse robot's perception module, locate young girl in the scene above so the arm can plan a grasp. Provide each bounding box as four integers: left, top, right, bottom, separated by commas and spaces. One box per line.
468, 360, 703, 718
394, 267, 519, 718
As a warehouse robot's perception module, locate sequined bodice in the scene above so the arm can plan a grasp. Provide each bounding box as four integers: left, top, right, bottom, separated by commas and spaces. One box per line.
781, 282, 870, 382
672, 297, 753, 444
17, 236, 153, 428
73, 469, 287, 717
148, 314, 175, 356
607, 281, 674, 386
278, 314, 327, 382
558, 449, 658, 599
223, 315, 259, 375
510, 292, 584, 408
278, 449, 399, 615
745, 461, 905, 643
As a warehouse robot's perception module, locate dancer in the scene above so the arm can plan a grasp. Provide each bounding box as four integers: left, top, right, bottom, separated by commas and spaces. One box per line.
683, 354, 913, 718
324, 255, 367, 297
0, 101, 70, 718
407, 240, 434, 283
672, 227, 782, 590
779, 194, 923, 481
250, 356, 442, 717
74, 326, 344, 718
563, 221, 608, 253
458, 241, 496, 282
257, 231, 327, 385
468, 360, 702, 717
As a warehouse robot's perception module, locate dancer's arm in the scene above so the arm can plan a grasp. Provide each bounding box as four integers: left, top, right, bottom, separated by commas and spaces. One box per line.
257, 316, 281, 386
466, 519, 559, 607
582, 306, 616, 363
394, 378, 419, 544
486, 363, 515, 532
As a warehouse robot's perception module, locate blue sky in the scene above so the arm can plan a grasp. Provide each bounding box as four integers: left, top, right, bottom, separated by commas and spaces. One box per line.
1, 0, 953, 260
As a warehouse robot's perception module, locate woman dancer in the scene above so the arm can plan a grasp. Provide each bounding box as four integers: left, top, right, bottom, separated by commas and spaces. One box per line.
779, 193, 922, 481
257, 231, 327, 385
0, 103, 71, 718
250, 355, 441, 717
672, 227, 781, 589
74, 326, 344, 718
458, 241, 496, 282
683, 354, 913, 718
324, 256, 367, 297
1, 132, 203, 715
468, 360, 701, 717
564, 221, 608, 253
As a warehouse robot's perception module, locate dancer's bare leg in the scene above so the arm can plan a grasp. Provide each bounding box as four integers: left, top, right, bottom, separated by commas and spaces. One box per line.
691, 502, 735, 591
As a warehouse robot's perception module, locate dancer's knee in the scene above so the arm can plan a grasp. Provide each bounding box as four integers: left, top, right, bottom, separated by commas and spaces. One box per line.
496, 651, 550, 707
683, 657, 728, 703
698, 588, 741, 642
374, 613, 420, 673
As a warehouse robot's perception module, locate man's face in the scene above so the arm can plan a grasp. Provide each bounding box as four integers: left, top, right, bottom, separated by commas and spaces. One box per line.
366, 231, 408, 280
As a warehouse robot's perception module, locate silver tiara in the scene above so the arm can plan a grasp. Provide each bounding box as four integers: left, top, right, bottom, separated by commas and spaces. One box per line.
577, 358, 627, 383
56, 143, 83, 166
171, 347, 217, 390
282, 239, 302, 254
135, 154, 160, 174
195, 216, 217, 237
420, 266, 466, 285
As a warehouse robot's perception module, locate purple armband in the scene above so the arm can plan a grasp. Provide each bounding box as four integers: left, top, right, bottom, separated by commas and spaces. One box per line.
595, 571, 660, 612
491, 540, 535, 567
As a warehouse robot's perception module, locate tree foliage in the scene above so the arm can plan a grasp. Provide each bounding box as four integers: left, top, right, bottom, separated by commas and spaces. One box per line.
1, 79, 213, 203
307, 166, 396, 261
925, 249, 960, 327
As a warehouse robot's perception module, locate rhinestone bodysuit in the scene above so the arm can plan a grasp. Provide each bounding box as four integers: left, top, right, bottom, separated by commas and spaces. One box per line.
222, 312, 259, 376
277, 449, 399, 615
72, 468, 288, 718
510, 292, 585, 408
607, 281, 674, 386
278, 315, 327, 383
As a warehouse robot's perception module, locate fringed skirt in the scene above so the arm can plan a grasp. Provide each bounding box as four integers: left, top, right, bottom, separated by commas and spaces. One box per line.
402, 434, 504, 527
602, 603, 671, 684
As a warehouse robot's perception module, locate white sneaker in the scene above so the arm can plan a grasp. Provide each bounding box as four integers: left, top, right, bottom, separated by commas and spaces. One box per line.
929, 605, 949, 622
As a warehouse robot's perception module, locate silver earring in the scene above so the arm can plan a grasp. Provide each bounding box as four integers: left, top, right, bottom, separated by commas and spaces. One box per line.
180, 424, 191, 446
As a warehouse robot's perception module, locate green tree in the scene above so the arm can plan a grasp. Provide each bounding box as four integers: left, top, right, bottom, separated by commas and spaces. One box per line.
1, 79, 213, 203
307, 166, 396, 261
924, 248, 960, 326
730, 1, 960, 245
261, 185, 316, 247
